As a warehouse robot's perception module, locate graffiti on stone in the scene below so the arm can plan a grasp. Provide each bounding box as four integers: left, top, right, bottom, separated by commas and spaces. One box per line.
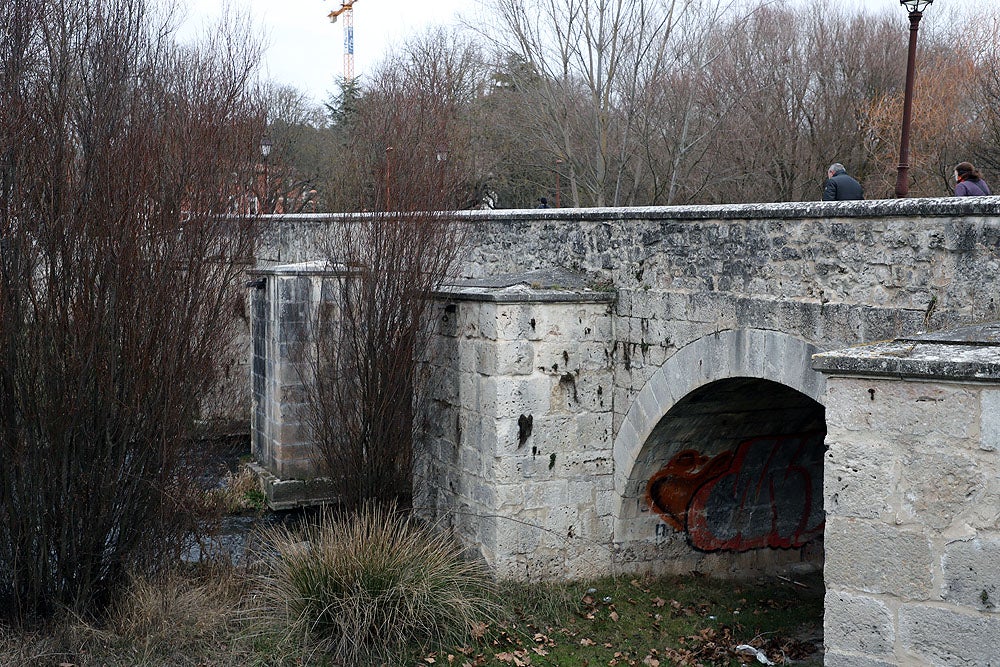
646, 432, 825, 552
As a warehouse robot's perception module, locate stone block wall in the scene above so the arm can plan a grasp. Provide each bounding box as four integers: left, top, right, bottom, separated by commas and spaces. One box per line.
814, 329, 1000, 666
264, 200, 1000, 449
415, 279, 616, 580
249, 261, 345, 508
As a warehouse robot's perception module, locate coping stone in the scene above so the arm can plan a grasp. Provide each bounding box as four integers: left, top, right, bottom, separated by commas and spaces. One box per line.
435, 268, 616, 304
813, 322, 1000, 382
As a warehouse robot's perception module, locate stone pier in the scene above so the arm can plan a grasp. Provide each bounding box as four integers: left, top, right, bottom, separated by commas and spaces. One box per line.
814, 324, 1000, 666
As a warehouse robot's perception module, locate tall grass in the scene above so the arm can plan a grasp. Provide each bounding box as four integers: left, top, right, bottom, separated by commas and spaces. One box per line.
0, 564, 251, 667
254, 503, 498, 666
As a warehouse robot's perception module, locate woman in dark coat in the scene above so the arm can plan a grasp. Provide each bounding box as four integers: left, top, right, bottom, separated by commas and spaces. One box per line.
954, 162, 992, 196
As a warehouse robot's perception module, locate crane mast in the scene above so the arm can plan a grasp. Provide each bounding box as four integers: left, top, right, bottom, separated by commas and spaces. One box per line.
327, 1, 358, 83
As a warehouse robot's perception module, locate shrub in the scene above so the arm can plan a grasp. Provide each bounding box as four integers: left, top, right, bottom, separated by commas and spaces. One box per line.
254, 503, 497, 666
0, 0, 263, 622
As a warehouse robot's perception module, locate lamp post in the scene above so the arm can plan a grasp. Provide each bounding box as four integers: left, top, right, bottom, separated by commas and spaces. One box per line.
894, 0, 932, 198
385, 145, 393, 211
260, 136, 273, 213
435, 146, 449, 208
555, 158, 564, 208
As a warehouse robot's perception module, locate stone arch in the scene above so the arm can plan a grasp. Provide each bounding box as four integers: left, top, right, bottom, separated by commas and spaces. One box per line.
612, 329, 826, 548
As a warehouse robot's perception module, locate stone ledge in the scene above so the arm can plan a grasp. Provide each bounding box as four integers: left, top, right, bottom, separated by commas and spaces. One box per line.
436, 268, 615, 304
248, 259, 356, 277
435, 285, 615, 304
258, 196, 1000, 223
813, 323, 1000, 382
248, 462, 338, 511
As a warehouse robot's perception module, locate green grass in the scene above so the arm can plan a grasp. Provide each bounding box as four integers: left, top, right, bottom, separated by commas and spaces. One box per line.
438, 571, 824, 666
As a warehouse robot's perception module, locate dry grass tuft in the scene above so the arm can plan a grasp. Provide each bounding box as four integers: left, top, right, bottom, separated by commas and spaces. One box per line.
253, 503, 498, 666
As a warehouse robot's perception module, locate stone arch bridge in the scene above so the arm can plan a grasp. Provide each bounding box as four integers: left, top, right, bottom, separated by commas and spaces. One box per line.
250, 198, 1000, 665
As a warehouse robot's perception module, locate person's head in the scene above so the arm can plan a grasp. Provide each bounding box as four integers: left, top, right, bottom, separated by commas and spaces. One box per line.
539, 197, 547, 205
955, 161, 981, 181
827, 163, 847, 179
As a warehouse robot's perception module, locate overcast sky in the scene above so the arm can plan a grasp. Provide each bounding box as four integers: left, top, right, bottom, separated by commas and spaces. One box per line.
177, 0, 473, 103
176, 0, 921, 104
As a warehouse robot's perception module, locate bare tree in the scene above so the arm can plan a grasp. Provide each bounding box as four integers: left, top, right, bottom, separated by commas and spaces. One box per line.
302, 39, 470, 509
0, 0, 263, 622
479, 0, 695, 207
258, 84, 330, 214
319, 27, 488, 212
632, 0, 742, 205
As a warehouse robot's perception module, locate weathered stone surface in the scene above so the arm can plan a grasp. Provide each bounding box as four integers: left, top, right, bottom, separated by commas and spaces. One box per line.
823, 650, 897, 667
981, 389, 1000, 452
823, 590, 895, 657
824, 517, 933, 600
897, 449, 986, 531
898, 604, 1000, 665
823, 435, 899, 520
942, 537, 1000, 610
823, 377, 980, 441
412, 287, 615, 580
813, 339, 1000, 383
819, 334, 1000, 664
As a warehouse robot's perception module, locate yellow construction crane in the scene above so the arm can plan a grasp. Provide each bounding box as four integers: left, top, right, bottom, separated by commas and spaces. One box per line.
327, 1, 359, 83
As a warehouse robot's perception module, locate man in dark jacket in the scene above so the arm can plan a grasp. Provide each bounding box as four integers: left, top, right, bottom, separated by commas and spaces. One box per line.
823, 163, 864, 201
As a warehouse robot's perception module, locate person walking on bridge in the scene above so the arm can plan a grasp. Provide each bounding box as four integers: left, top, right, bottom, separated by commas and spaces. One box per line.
953, 162, 992, 196
823, 163, 864, 201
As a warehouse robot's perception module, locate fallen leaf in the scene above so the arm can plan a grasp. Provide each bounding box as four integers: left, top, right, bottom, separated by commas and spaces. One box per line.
609, 610, 619, 622
580, 637, 596, 646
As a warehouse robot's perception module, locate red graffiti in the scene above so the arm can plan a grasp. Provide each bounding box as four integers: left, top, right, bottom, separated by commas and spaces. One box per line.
646, 432, 825, 552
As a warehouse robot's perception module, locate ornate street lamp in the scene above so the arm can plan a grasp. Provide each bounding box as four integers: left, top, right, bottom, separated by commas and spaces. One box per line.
555, 158, 564, 208
435, 146, 449, 208
260, 136, 273, 213
894, 0, 932, 198
385, 145, 393, 211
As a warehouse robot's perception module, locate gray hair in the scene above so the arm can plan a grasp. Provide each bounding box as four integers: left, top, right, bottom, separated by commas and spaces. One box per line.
828, 163, 847, 176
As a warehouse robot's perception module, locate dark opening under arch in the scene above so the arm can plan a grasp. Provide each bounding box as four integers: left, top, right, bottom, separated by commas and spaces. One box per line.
642, 377, 826, 555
